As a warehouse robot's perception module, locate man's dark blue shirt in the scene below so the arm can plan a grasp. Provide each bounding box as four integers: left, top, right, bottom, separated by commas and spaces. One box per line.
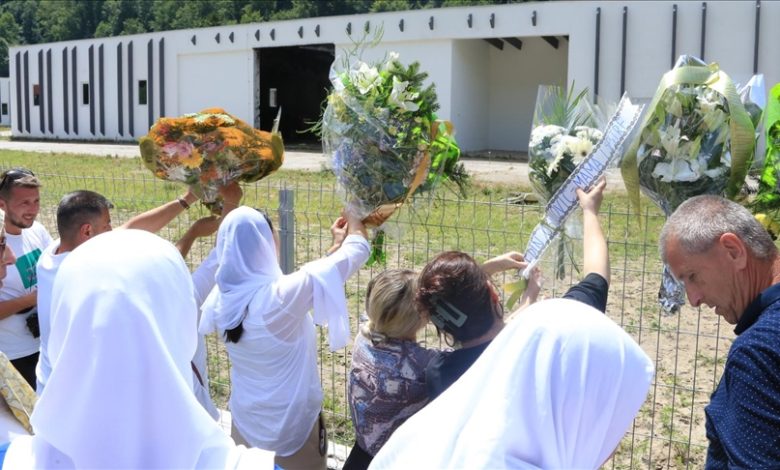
705, 282, 780, 469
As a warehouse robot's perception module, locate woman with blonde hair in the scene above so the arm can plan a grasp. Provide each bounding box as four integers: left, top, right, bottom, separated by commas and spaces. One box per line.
370, 298, 654, 469
344, 269, 439, 470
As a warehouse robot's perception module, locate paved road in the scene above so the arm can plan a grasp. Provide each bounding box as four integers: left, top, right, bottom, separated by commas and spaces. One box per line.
0, 138, 626, 191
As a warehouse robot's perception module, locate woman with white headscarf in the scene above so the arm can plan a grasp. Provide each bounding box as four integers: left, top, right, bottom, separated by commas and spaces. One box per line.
199, 207, 369, 469
370, 298, 654, 470
2, 229, 274, 469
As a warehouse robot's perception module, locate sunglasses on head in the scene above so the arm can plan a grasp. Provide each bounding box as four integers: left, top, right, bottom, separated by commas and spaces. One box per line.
0, 169, 35, 192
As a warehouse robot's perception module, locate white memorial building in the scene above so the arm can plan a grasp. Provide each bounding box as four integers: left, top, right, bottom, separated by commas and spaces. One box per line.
3, 1, 778, 152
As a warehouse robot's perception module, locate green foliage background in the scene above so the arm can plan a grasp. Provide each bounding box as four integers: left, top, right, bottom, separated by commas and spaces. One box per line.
0, 0, 540, 76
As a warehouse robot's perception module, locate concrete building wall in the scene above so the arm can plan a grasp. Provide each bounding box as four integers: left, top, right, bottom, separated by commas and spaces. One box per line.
450, 39, 490, 152
0, 78, 9, 126
4, 1, 777, 152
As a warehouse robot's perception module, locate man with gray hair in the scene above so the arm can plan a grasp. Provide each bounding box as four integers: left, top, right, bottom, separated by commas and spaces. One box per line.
660, 195, 780, 468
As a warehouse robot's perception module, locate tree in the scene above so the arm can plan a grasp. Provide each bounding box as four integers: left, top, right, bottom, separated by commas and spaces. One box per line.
34, 0, 105, 42
370, 0, 413, 13
95, 0, 152, 38
0, 11, 22, 76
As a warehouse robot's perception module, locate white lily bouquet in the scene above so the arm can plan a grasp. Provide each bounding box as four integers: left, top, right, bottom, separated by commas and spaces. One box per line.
320, 47, 466, 265
528, 85, 604, 280
622, 55, 756, 313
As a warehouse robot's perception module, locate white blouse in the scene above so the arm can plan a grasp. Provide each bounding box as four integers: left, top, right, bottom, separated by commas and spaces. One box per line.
228, 234, 369, 456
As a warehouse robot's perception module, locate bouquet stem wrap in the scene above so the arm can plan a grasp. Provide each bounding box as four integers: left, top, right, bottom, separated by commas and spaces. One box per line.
140, 108, 284, 213
620, 56, 755, 314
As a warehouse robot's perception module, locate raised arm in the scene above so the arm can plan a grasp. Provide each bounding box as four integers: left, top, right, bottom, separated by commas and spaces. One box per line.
176, 216, 219, 258
175, 182, 243, 258
576, 177, 610, 285
120, 188, 199, 232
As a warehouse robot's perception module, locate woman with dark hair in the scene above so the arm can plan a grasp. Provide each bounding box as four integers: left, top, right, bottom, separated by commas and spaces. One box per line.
370, 298, 653, 469
199, 206, 369, 470
418, 178, 611, 399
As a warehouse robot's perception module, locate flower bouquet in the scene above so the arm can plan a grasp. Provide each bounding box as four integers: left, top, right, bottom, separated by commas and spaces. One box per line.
139, 108, 284, 213
528, 84, 603, 280
321, 50, 466, 264
621, 55, 756, 313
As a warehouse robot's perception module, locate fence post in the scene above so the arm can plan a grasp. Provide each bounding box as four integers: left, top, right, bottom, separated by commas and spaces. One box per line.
278, 188, 295, 274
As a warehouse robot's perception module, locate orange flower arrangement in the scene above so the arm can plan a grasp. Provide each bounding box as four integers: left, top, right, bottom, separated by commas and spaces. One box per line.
140, 108, 284, 212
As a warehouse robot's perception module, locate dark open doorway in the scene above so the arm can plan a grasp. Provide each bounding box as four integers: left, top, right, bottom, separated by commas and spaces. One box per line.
256, 44, 334, 147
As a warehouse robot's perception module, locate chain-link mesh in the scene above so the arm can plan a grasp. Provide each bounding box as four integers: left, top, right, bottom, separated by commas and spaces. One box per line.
24, 168, 728, 469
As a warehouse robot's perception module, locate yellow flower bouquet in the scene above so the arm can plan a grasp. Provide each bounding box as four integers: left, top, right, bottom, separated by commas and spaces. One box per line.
140, 108, 284, 212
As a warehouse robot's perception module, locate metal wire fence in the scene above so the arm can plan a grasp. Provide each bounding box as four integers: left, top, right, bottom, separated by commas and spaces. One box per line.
28, 169, 729, 469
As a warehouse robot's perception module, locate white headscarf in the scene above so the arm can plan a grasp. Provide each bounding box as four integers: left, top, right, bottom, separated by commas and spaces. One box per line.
4, 229, 273, 469
199, 206, 356, 350
370, 298, 654, 470
200, 207, 282, 335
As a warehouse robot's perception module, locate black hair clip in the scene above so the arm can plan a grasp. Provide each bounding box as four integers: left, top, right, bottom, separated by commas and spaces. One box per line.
430, 297, 468, 330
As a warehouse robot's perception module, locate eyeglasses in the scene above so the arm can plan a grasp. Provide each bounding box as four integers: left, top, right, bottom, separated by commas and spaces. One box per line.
0, 168, 35, 192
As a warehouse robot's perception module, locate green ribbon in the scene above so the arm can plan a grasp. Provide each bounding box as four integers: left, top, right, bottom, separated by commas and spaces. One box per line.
753, 84, 780, 211
366, 229, 387, 266
621, 62, 755, 224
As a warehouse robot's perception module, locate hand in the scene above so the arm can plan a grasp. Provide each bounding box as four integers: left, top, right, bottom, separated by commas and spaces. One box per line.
187, 216, 220, 239
343, 207, 368, 239
523, 266, 543, 304
181, 187, 199, 206
506, 267, 544, 322
482, 251, 528, 276
576, 177, 606, 214
218, 181, 243, 208
326, 217, 348, 255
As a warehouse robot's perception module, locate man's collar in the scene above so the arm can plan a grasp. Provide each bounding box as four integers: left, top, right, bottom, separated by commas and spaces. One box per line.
735, 282, 780, 335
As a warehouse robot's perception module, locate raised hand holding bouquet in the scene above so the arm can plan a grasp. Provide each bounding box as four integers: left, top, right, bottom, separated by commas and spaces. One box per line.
321, 48, 466, 264
621, 55, 756, 313
528, 84, 604, 280
140, 108, 284, 213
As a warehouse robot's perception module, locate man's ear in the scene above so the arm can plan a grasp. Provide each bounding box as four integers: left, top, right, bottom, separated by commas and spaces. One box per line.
79, 222, 93, 240
719, 232, 747, 269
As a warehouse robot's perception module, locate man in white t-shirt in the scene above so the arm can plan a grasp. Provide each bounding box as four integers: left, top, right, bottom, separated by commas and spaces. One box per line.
0, 168, 53, 389
35, 188, 200, 395
36, 183, 242, 403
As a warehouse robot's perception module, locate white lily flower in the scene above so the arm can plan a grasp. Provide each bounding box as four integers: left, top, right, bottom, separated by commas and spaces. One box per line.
703, 166, 727, 179
668, 97, 683, 118
702, 108, 727, 132
388, 76, 419, 111
382, 52, 400, 72
652, 158, 701, 182
659, 123, 683, 157
349, 62, 382, 95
